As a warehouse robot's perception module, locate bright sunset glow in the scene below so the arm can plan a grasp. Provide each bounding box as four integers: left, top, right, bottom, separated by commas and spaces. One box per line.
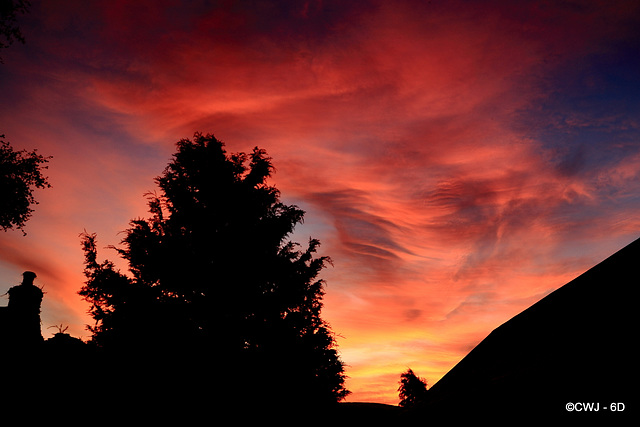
1, 1, 639, 405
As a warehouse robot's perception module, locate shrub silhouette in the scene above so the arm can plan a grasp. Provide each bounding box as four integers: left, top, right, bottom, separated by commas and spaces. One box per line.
79, 132, 349, 409
398, 368, 428, 408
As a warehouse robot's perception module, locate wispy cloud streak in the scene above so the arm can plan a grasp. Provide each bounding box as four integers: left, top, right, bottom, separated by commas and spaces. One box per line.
0, 0, 638, 404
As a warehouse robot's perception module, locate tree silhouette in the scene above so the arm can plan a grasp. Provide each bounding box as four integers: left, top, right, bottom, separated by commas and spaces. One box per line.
0, 135, 51, 234
0, 0, 30, 63
398, 368, 428, 408
0, 4, 50, 235
79, 132, 349, 408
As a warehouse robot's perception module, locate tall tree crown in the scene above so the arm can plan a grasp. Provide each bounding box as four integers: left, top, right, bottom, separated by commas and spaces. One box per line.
79, 133, 349, 405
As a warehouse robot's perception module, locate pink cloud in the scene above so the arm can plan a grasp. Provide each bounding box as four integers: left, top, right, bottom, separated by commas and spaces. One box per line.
1, 0, 638, 404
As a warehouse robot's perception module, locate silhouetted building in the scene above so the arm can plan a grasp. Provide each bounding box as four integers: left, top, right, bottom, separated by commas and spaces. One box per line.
0, 271, 44, 347
419, 237, 637, 422
0, 272, 94, 419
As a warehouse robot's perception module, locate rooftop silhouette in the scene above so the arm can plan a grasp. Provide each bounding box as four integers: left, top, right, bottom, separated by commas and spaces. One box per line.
417, 236, 637, 421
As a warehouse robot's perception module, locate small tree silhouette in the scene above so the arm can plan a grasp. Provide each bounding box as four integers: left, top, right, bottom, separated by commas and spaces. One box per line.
0, 136, 51, 234
398, 368, 428, 408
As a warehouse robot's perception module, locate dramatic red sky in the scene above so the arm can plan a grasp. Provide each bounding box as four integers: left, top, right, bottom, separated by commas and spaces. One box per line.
1, 0, 639, 404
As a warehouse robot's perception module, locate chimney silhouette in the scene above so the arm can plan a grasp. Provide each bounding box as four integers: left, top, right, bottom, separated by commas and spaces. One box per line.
1, 271, 44, 346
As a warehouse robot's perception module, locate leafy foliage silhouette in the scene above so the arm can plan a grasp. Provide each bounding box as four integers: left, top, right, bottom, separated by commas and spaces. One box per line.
398, 368, 428, 408
0, 136, 51, 234
79, 132, 349, 408
0, 0, 30, 63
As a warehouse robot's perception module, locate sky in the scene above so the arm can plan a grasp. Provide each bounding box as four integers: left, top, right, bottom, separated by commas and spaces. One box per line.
1, 0, 639, 404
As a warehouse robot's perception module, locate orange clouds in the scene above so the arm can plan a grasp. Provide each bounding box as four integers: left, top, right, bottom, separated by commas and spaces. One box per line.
1, 0, 639, 405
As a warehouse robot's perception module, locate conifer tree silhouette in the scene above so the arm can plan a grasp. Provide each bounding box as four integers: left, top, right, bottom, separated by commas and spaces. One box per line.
79, 133, 349, 408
